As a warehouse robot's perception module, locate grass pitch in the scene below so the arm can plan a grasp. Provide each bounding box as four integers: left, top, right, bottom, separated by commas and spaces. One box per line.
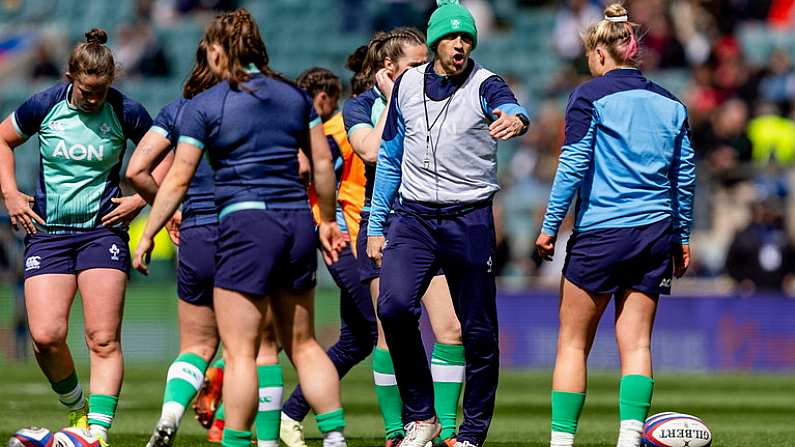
1, 362, 794, 446
1, 282, 793, 445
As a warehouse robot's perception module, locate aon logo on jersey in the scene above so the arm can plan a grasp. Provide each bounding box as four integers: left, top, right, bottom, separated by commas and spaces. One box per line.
52, 140, 104, 161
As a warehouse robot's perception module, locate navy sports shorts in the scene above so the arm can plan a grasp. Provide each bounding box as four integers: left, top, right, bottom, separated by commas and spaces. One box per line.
214, 209, 317, 296
23, 227, 130, 279
177, 224, 218, 305
562, 218, 674, 296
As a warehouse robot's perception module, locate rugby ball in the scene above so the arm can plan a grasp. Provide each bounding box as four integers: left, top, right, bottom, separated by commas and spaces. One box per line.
52, 429, 99, 447
7, 427, 54, 447
642, 412, 712, 447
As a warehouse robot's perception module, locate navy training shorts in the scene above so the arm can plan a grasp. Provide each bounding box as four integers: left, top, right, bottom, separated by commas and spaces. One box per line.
23, 227, 130, 279
214, 209, 317, 296
562, 218, 674, 296
177, 223, 217, 305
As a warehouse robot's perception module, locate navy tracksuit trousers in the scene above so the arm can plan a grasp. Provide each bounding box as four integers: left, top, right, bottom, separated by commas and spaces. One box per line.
377, 200, 499, 446
282, 244, 377, 420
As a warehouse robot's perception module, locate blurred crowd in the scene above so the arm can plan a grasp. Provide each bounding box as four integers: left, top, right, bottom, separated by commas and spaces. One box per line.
7, 0, 795, 294
495, 0, 795, 295
24, 0, 246, 81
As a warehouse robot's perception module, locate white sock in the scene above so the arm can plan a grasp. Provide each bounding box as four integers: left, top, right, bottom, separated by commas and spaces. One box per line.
322, 430, 346, 447
258, 441, 279, 447
58, 385, 84, 410
616, 420, 644, 447
89, 425, 108, 442
550, 431, 575, 447
160, 401, 184, 425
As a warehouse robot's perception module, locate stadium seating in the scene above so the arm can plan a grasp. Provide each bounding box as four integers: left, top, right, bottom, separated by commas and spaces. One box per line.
1, 1, 565, 108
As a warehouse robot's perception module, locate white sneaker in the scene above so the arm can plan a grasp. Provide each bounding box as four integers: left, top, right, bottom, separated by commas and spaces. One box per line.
280, 412, 308, 447
400, 417, 441, 447
322, 430, 347, 447
453, 442, 478, 447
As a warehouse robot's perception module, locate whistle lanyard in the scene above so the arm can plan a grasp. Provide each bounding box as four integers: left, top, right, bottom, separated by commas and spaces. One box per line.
422, 76, 459, 171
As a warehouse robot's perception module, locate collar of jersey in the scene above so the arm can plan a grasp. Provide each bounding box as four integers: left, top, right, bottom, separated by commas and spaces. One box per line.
425, 58, 475, 86
65, 84, 80, 111
372, 86, 387, 102
605, 67, 642, 77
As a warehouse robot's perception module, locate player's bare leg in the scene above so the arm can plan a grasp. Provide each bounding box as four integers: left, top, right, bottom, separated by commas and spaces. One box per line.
550, 278, 611, 447
614, 290, 658, 447
422, 275, 464, 445
214, 287, 265, 444
253, 304, 283, 447
147, 301, 219, 447
25, 274, 87, 429
78, 268, 126, 445
272, 287, 346, 447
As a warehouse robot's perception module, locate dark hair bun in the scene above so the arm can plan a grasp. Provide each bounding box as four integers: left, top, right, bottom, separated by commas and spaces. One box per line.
85, 28, 108, 45
346, 45, 368, 73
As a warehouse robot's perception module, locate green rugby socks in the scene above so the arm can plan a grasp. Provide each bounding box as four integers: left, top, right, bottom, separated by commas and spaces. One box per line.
51, 370, 84, 410
619, 374, 654, 423
88, 394, 118, 441
550, 390, 586, 447
431, 343, 465, 440
617, 375, 654, 447
255, 364, 283, 447
162, 352, 208, 423
373, 348, 404, 439
316, 408, 346, 447
222, 428, 252, 447
316, 408, 346, 433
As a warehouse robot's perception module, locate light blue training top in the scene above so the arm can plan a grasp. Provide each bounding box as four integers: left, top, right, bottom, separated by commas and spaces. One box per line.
541, 68, 696, 243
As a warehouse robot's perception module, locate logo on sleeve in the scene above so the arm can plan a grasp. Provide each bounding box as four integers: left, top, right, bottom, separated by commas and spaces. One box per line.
109, 244, 120, 261
659, 278, 672, 288
25, 256, 42, 271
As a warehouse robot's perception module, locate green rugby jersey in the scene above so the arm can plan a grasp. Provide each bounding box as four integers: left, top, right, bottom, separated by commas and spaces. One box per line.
11, 83, 151, 233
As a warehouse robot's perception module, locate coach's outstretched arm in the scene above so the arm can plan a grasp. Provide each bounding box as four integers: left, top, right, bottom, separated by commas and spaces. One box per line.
480, 75, 530, 140
367, 77, 406, 266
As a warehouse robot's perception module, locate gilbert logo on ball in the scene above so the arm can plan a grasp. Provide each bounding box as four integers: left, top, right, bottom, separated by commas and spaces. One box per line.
642, 412, 712, 447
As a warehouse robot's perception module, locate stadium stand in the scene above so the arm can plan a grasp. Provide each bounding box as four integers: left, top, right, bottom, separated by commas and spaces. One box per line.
4, 0, 795, 291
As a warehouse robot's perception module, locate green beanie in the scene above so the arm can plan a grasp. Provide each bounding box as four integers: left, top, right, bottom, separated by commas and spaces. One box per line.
427, 0, 478, 50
